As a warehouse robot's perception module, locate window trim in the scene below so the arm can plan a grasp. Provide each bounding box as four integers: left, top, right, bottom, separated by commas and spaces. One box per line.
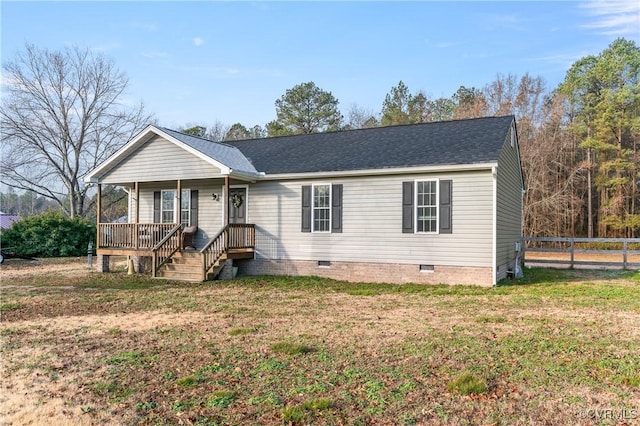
161, 190, 175, 224
414, 179, 439, 234
312, 183, 332, 233
179, 188, 191, 226
160, 189, 191, 225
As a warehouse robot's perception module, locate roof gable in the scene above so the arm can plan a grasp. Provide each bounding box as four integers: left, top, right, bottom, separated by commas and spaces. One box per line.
84, 125, 260, 183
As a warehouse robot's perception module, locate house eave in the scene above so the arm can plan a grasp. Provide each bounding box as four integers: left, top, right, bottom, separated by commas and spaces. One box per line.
228, 169, 264, 182
259, 162, 498, 181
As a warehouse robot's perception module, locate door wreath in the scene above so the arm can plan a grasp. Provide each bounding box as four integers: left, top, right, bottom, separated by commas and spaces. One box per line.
231, 193, 243, 208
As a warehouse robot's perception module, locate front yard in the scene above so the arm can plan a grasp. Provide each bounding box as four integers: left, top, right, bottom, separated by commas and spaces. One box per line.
1, 259, 639, 425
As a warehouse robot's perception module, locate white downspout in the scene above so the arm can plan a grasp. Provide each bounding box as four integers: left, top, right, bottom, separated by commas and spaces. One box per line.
492, 166, 498, 286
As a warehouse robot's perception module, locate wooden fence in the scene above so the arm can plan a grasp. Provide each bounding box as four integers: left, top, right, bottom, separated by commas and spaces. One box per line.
523, 237, 640, 270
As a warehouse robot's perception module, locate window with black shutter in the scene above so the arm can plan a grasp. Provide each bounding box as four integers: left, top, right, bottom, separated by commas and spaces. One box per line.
302, 184, 343, 233
439, 180, 452, 234
402, 180, 453, 234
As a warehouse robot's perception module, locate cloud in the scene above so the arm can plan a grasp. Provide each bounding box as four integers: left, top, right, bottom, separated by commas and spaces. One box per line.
193, 37, 205, 46
580, 0, 640, 36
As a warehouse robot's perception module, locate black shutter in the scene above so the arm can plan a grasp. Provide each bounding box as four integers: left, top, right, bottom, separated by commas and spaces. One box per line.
331, 184, 343, 233
301, 185, 311, 232
153, 191, 161, 223
190, 190, 199, 227
402, 181, 414, 233
439, 180, 452, 234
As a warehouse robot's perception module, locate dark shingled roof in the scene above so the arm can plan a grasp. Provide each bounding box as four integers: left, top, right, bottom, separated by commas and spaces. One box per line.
227, 115, 515, 174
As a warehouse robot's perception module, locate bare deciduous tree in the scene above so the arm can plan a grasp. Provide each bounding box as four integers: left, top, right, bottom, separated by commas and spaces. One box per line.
206, 120, 230, 141
344, 103, 379, 130
1, 44, 152, 218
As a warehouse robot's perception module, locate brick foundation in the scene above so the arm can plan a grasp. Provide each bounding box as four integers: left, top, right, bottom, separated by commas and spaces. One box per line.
236, 259, 493, 287
96, 254, 110, 273
217, 260, 235, 280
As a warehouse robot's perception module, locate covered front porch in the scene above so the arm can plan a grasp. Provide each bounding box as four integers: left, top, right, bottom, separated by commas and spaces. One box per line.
94, 174, 256, 281
85, 125, 263, 281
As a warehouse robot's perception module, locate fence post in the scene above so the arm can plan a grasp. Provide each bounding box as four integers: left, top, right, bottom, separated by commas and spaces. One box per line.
570, 238, 574, 269
623, 241, 628, 270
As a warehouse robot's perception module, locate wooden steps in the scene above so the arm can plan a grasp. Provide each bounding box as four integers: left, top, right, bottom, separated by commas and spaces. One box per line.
155, 250, 227, 282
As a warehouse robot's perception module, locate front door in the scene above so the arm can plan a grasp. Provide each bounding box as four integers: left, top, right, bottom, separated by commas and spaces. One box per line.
229, 188, 246, 224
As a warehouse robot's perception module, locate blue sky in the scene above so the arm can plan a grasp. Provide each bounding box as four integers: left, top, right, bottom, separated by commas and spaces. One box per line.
2, 1, 639, 130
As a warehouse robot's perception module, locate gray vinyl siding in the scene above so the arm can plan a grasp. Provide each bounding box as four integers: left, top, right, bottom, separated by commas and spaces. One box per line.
495, 124, 524, 279
248, 171, 494, 267
137, 181, 225, 248
101, 136, 221, 184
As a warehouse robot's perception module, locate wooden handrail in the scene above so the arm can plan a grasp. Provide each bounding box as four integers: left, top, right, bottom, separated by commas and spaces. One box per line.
200, 224, 255, 279
98, 223, 178, 250
200, 226, 228, 280
152, 223, 184, 277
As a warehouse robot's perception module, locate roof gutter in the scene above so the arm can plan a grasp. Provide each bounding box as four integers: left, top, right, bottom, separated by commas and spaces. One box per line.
227, 169, 265, 182
260, 162, 498, 181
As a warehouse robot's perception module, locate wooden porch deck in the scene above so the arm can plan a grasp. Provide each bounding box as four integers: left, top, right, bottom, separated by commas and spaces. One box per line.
97, 223, 255, 281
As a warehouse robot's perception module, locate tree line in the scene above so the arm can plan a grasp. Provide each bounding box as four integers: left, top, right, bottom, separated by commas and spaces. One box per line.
2, 39, 638, 238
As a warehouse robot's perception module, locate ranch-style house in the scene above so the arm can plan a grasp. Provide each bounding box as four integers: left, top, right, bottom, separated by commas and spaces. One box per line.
84, 115, 523, 286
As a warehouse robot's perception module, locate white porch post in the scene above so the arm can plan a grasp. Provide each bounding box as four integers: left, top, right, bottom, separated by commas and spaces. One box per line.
134, 182, 140, 250
177, 179, 182, 225
224, 175, 230, 248
96, 183, 102, 245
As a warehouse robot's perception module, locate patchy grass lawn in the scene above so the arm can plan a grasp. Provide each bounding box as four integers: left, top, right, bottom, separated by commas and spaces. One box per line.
1, 259, 639, 425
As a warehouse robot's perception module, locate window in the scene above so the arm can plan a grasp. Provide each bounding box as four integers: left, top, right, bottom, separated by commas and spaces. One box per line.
402, 180, 452, 234
302, 184, 342, 233
313, 184, 331, 232
416, 180, 438, 233
161, 190, 175, 224
160, 189, 191, 225
180, 190, 191, 226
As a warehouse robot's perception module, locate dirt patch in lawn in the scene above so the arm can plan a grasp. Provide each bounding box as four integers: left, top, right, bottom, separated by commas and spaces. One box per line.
0, 257, 129, 282
0, 257, 89, 280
